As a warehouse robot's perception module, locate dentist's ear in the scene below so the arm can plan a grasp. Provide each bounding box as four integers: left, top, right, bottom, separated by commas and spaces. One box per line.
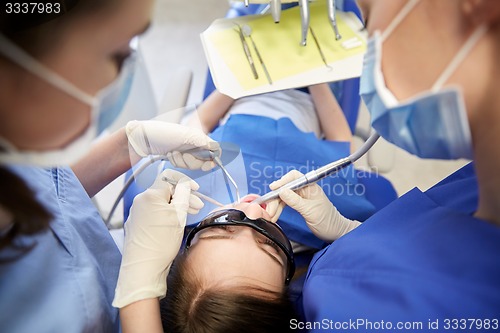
462, 0, 500, 25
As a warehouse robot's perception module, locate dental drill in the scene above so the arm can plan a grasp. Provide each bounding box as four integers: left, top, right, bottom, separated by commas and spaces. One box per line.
327, 0, 342, 40
270, 0, 281, 23
299, 0, 309, 46
252, 133, 380, 205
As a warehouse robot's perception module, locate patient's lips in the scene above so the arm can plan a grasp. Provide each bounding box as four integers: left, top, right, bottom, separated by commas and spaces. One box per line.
241, 194, 267, 210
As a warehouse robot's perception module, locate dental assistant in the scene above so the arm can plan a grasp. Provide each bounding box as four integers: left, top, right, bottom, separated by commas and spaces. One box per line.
0, 1, 218, 332
268, 0, 500, 329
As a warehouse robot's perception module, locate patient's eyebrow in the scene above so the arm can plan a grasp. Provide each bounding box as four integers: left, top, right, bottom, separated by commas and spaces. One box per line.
198, 235, 283, 266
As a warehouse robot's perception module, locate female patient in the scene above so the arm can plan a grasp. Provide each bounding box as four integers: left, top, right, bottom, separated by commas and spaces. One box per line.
118, 172, 359, 333
119, 86, 368, 332
161, 194, 299, 332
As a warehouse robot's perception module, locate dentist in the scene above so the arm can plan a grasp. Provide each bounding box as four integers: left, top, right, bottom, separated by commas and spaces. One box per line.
269, 0, 500, 329
0, 1, 218, 332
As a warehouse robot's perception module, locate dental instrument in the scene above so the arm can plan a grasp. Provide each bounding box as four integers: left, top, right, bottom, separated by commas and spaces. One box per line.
252, 132, 380, 205
235, 24, 259, 80
327, 0, 342, 40
211, 152, 241, 203
270, 0, 281, 23
162, 176, 225, 207
105, 147, 221, 228
309, 26, 332, 70
242, 24, 273, 85
299, 0, 309, 46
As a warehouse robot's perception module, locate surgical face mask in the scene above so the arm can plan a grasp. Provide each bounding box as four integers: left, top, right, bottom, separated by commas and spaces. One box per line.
0, 34, 137, 167
359, 0, 487, 160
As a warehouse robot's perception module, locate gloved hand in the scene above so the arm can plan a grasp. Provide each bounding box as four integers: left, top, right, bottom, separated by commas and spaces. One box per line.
266, 170, 361, 242
126, 120, 221, 171
112, 169, 203, 308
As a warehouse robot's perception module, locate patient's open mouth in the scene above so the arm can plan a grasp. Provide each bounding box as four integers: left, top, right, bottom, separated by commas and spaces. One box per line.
241, 194, 267, 209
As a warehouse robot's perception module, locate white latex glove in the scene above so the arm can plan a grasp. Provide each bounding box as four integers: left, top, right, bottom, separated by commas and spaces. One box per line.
112, 169, 203, 308
266, 170, 361, 242
126, 120, 221, 171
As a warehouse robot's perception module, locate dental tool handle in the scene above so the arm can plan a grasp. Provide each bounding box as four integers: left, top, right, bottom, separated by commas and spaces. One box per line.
270, 0, 281, 23
299, 0, 309, 46
328, 0, 342, 40
162, 177, 225, 207
238, 30, 259, 79
309, 27, 329, 68
245, 0, 249, 7
184, 147, 221, 161
252, 157, 352, 204
249, 38, 273, 84
191, 191, 225, 208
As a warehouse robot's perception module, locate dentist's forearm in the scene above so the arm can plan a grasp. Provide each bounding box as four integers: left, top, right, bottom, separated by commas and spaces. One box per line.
120, 299, 163, 333
309, 83, 352, 143
71, 127, 139, 197
185, 90, 235, 134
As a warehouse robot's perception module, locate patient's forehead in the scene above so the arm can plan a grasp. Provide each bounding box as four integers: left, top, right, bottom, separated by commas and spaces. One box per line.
211, 194, 271, 221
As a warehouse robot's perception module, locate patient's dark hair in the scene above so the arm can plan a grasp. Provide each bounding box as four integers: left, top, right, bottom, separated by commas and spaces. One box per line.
160, 250, 297, 333
0, 167, 52, 262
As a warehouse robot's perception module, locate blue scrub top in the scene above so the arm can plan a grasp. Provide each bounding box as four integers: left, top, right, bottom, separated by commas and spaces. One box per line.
0, 166, 121, 333
301, 163, 500, 332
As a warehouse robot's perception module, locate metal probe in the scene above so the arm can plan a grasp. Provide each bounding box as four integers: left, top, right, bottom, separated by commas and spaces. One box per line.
235, 24, 259, 79
242, 24, 273, 85
212, 153, 241, 203
309, 26, 332, 70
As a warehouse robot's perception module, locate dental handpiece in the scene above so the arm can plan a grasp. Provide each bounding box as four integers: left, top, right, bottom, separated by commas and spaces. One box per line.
299, 0, 309, 46
328, 0, 342, 40
184, 146, 221, 160
252, 157, 351, 204
252, 132, 380, 205
270, 0, 281, 23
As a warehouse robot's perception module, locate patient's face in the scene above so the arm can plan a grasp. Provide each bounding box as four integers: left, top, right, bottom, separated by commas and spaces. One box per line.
186, 195, 286, 293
